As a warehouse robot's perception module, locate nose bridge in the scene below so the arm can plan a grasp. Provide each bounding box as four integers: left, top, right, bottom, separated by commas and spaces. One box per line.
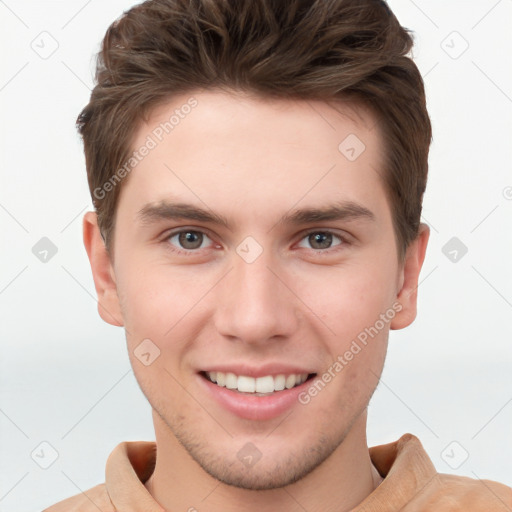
214, 240, 298, 343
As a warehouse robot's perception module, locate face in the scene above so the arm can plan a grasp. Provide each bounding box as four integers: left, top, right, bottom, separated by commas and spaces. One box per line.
85, 89, 428, 490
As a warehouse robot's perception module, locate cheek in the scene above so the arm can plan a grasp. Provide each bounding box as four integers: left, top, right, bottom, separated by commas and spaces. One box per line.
117, 260, 217, 374
117, 260, 195, 334
304, 260, 397, 339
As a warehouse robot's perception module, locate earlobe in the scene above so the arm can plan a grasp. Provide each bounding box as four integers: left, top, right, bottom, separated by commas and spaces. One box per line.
83, 211, 124, 327
390, 223, 430, 330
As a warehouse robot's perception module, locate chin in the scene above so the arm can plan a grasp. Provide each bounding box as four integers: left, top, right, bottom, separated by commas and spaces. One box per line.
173, 423, 343, 491
197, 456, 314, 490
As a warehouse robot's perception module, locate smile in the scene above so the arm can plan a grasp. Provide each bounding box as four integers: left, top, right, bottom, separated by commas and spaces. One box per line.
203, 371, 314, 395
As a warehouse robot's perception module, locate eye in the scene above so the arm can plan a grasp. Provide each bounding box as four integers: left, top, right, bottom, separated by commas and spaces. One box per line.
162, 228, 349, 256
165, 229, 215, 255
297, 230, 347, 251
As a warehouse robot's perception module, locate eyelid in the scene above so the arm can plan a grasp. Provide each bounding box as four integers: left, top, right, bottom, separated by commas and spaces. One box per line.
162, 225, 215, 239
162, 226, 218, 254
295, 228, 351, 251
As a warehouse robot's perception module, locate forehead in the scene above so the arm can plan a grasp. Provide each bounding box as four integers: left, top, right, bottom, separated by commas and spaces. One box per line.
118, 89, 389, 230
141, 89, 379, 153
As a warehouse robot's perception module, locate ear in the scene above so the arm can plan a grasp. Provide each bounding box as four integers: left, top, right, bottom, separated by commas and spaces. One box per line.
390, 223, 430, 330
83, 211, 124, 327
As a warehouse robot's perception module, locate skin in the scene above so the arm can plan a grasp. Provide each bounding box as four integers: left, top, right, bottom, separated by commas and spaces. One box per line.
84, 89, 429, 512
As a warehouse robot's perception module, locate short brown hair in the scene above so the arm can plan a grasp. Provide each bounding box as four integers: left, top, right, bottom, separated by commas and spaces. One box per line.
77, 0, 431, 263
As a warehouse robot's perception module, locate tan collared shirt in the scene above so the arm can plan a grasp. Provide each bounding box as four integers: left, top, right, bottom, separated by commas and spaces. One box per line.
43, 433, 512, 511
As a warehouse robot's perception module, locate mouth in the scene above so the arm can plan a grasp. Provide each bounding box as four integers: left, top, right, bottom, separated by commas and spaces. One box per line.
198, 365, 319, 420
200, 371, 317, 396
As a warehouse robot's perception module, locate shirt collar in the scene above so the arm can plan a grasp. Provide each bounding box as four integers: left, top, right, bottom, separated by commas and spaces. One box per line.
104, 434, 437, 511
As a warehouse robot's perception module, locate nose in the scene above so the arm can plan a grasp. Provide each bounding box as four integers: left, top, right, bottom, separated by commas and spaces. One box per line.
213, 245, 300, 346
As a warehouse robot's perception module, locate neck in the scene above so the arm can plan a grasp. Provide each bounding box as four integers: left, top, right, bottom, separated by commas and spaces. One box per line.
145, 409, 382, 512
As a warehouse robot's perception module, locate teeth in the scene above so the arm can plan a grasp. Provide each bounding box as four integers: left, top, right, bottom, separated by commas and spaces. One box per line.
285, 374, 296, 389
238, 375, 255, 392
205, 372, 309, 393
255, 375, 274, 393
274, 374, 286, 391
225, 372, 237, 389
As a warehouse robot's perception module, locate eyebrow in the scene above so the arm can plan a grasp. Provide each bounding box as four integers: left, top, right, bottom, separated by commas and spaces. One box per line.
136, 200, 376, 231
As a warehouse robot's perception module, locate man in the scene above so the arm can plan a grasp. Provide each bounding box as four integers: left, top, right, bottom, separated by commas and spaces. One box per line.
44, 0, 512, 510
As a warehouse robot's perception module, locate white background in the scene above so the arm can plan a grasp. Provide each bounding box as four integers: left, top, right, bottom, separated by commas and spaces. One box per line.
1, 1, 511, 510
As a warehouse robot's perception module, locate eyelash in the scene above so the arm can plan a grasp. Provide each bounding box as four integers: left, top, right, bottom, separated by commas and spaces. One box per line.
162, 228, 350, 257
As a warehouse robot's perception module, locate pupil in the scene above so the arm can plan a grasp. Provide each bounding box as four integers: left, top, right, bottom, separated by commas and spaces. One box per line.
311, 232, 331, 249
180, 231, 202, 249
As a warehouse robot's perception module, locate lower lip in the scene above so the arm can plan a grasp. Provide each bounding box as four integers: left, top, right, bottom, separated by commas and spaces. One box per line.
198, 374, 314, 421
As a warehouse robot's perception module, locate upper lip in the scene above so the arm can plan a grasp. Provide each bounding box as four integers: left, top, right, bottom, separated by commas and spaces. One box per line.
200, 364, 316, 378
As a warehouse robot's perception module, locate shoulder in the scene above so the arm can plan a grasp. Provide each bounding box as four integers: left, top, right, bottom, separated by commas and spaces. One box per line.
369, 433, 512, 511
42, 483, 115, 512
406, 473, 512, 511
